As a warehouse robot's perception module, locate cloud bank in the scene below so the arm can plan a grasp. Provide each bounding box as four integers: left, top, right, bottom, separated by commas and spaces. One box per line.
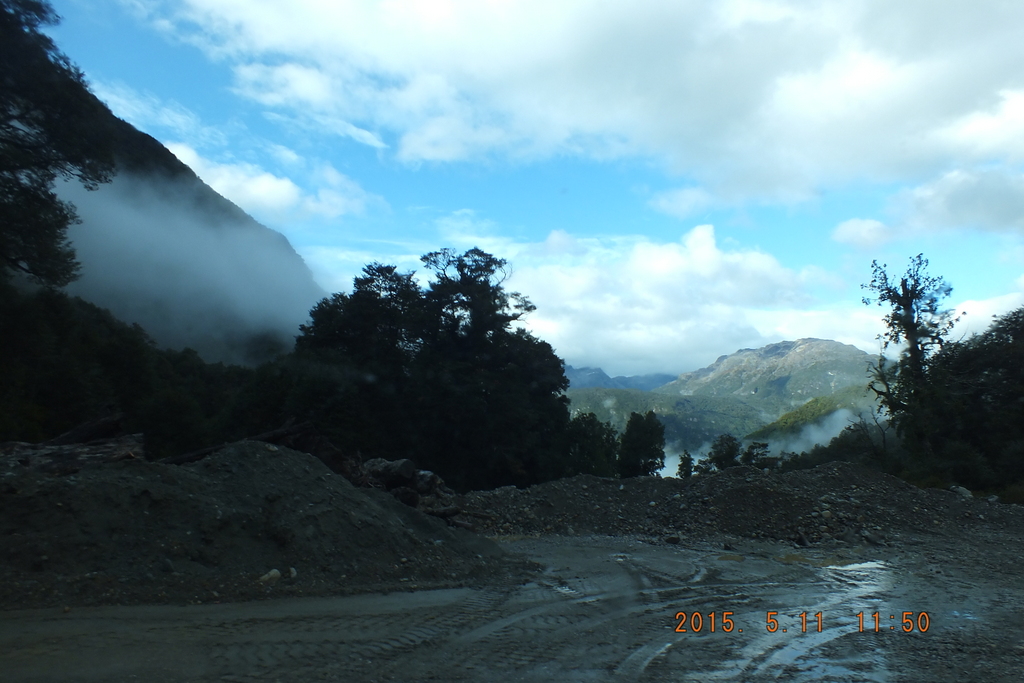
130, 0, 1024, 211
61, 174, 326, 364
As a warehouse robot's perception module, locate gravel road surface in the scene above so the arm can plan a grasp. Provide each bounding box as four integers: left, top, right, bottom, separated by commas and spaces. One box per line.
3, 534, 1020, 682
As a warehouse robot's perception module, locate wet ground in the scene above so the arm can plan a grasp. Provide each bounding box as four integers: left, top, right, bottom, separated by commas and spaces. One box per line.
3, 534, 1020, 682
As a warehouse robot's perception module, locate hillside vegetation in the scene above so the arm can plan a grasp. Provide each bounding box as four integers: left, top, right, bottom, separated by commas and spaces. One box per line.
566, 388, 765, 451
745, 386, 876, 441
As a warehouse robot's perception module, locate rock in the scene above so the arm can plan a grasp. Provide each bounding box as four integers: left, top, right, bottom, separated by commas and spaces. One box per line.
413, 469, 444, 495
861, 529, 885, 545
950, 485, 973, 500
665, 535, 681, 544
259, 569, 282, 585
987, 495, 1000, 503
364, 458, 417, 488
289, 567, 297, 579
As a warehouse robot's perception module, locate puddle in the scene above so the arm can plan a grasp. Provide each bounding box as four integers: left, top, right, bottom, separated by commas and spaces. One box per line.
660, 557, 896, 680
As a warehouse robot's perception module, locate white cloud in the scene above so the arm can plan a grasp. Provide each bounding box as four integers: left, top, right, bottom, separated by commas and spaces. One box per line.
950, 290, 1024, 340
167, 143, 303, 217
832, 218, 892, 249
91, 80, 227, 148
495, 224, 874, 375
650, 187, 715, 219
933, 89, 1024, 161
896, 169, 1024, 233
132, 0, 1024, 200
166, 143, 383, 223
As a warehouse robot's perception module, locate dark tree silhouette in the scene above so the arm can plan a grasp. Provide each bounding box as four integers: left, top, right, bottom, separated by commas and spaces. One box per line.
617, 410, 665, 478
861, 254, 960, 464
707, 433, 741, 471
1, 0, 117, 286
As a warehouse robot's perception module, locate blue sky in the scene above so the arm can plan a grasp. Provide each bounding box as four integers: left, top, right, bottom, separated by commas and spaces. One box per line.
46, 0, 1024, 375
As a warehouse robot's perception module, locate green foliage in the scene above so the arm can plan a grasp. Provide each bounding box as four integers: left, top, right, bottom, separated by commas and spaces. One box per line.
567, 387, 765, 451
561, 413, 619, 479
617, 411, 665, 478
0, 282, 254, 456
676, 450, 693, 478
861, 254, 960, 462
1, 0, 117, 286
914, 305, 1024, 489
707, 434, 741, 470
292, 248, 570, 491
744, 386, 875, 440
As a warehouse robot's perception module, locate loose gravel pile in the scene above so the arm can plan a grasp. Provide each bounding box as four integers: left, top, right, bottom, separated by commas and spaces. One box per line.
460, 463, 1022, 548
0, 441, 515, 610
3, 439, 1022, 612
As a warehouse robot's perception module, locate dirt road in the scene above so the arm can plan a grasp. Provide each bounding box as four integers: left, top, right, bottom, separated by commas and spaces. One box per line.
3, 535, 1020, 682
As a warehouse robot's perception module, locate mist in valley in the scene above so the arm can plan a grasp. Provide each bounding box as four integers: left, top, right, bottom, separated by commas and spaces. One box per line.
662, 408, 862, 477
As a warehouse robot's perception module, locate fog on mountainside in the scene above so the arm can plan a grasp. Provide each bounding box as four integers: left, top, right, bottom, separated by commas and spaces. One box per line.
59, 173, 325, 366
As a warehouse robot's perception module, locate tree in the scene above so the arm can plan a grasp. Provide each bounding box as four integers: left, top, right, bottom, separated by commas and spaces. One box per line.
1, 0, 117, 286
617, 410, 665, 478
294, 248, 571, 491
562, 412, 618, 478
739, 441, 778, 469
707, 433, 741, 471
676, 449, 693, 478
861, 254, 960, 464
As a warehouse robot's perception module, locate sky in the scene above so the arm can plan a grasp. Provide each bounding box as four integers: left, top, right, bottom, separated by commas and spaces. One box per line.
44, 0, 1024, 376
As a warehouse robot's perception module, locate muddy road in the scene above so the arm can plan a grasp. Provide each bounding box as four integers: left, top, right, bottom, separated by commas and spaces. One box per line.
2, 535, 1020, 682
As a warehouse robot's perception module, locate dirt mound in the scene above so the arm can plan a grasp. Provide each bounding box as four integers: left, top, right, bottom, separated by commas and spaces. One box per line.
461, 462, 1022, 548
4, 438, 1022, 613
0, 441, 516, 610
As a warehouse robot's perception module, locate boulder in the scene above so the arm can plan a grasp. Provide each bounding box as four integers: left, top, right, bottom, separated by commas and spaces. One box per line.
364, 458, 417, 488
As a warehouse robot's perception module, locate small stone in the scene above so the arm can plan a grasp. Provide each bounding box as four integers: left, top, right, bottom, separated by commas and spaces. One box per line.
289, 567, 297, 578
822, 510, 832, 519
950, 485, 972, 500
648, 501, 657, 507
665, 535, 681, 544
259, 569, 282, 585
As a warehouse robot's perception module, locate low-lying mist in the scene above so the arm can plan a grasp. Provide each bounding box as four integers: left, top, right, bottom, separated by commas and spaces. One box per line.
60, 174, 325, 365
661, 408, 861, 476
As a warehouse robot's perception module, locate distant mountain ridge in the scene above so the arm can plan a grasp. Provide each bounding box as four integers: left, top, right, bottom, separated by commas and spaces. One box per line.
567, 339, 879, 450
653, 338, 875, 417
564, 366, 676, 391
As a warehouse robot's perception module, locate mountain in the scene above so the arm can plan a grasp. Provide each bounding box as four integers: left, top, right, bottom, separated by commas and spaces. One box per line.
58, 114, 325, 365
564, 365, 676, 391
566, 339, 879, 451
653, 338, 876, 419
